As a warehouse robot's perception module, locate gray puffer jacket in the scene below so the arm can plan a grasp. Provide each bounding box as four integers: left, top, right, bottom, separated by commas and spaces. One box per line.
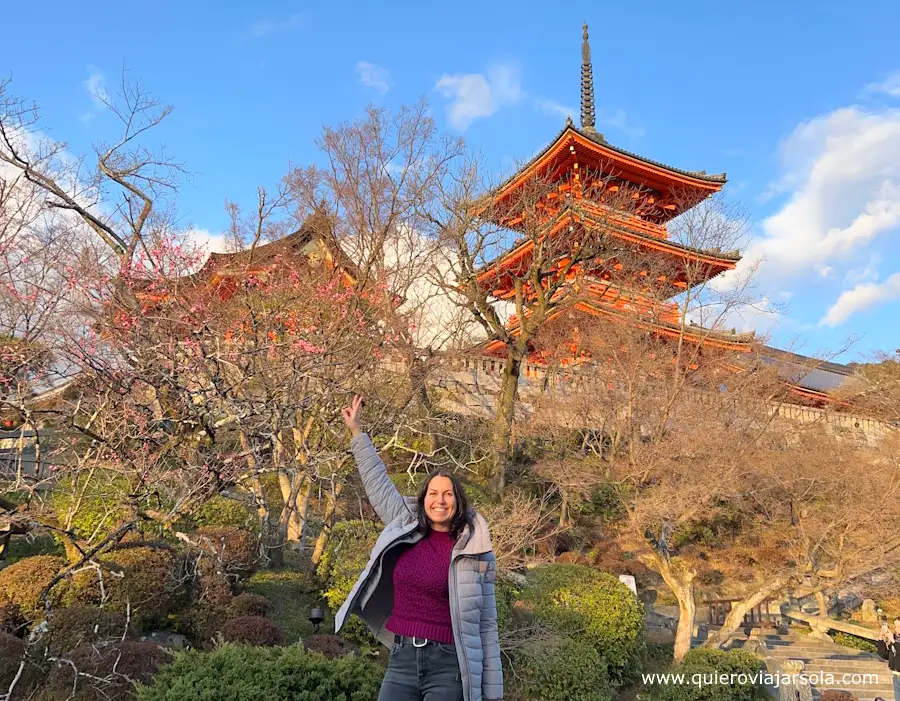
335, 433, 503, 701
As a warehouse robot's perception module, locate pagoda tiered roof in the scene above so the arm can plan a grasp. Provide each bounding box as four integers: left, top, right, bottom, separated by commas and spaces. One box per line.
492, 122, 727, 224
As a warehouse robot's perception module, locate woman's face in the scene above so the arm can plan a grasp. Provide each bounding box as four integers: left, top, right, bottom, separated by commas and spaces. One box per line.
424, 475, 456, 530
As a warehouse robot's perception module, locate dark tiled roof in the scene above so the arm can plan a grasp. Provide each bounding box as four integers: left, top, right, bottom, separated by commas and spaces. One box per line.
758, 345, 854, 394
573, 125, 727, 184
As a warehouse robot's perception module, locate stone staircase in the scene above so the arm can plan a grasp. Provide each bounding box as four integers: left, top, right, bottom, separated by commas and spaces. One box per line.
744, 633, 894, 701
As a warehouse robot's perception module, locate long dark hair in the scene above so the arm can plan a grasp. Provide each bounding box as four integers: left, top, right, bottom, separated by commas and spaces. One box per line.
416, 469, 473, 539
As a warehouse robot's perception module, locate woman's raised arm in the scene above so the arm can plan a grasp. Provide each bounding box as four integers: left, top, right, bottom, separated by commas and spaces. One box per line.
342, 396, 411, 524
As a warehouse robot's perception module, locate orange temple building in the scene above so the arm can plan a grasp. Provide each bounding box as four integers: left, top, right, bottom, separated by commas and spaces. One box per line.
474, 24, 851, 407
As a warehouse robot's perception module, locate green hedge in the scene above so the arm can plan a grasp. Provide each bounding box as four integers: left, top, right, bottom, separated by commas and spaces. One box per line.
647, 648, 765, 701
515, 635, 612, 701
521, 564, 645, 686
136, 644, 384, 701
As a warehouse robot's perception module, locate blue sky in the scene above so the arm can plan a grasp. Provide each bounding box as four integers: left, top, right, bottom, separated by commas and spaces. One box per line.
4, 0, 900, 363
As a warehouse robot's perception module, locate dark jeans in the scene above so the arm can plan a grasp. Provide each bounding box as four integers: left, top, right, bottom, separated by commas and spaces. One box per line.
378, 640, 464, 701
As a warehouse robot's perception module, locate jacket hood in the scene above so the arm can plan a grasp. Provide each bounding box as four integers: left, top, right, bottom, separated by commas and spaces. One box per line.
457, 510, 493, 557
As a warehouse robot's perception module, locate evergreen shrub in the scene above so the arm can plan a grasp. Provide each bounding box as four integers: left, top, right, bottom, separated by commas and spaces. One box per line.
515, 635, 612, 701
0, 555, 65, 620
647, 647, 765, 701
136, 644, 384, 701
520, 563, 645, 685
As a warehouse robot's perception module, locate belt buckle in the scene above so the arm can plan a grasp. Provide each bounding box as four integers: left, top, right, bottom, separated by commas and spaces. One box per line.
413, 636, 428, 648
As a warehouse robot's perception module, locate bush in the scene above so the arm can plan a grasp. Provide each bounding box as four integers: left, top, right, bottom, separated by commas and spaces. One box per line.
647, 648, 765, 701
494, 574, 520, 634
196, 527, 259, 577
1, 631, 42, 699
48, 472, 132, 541
136, 644, 384, 701
514, 635, 612, 701
316, 520, 380, 646
303, 634, 359, 659
832, 631, 878, 654
0, 602, 25, 636
194, 495, 255, 531
60, 545, 180, 630
45, 640, 170, 701
220, 615, 285, 646
229, 592, 270, 618
521, 564, 645, 686
0, 555, 65, 620
45, 606, 131, 655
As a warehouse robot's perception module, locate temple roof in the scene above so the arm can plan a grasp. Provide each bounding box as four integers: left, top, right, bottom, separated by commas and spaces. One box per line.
758, 345, 854, 394
496, 122, 727, 197
195, 211, 357, 282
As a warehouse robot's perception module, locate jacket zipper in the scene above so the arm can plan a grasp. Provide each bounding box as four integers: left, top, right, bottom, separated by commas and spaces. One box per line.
450, 551, 473, 700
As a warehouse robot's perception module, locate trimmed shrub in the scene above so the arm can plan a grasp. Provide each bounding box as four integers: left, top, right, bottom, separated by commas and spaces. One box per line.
45, 640, 170, 701
0, 555, 65, 620
229, 592, 270, 618
219, 615, 285, 646
48, 473, 132, 542
243, 570, 325, 643
647, 647, 765, 701
1, 631, 42, 699
193, 495, 255, 531
316, 520, 380, 645
60, 545, 180, 630
45, 606, 131, 655
136, 644, 384, 701
515, 635, 612, 701
303, 634, 359, 659
0, 602, 26, 636
196, 527, 259, 577
521, 563, 645, 686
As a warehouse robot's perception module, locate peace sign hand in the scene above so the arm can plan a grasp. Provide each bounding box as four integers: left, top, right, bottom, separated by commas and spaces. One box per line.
341, 395, 363, 437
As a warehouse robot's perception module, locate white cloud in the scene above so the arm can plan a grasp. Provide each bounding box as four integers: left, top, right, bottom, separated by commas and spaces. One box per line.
818, 265, 835, 278
821, 272, 900, 326
79, 67, 108, 125
250, 13, 305, 38
356, 62, 392, 94
738, 106, 900, 288
435, 63, 523, 130
533, 98, 575, 121
85, 67, 108, 108
596, 109, 645, 139
866, 71, 900, 98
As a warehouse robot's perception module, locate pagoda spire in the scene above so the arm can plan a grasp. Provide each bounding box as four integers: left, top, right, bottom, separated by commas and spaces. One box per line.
580, 23, 596, 132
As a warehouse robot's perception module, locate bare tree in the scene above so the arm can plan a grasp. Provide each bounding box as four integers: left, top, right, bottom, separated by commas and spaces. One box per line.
429, 159, 646, 490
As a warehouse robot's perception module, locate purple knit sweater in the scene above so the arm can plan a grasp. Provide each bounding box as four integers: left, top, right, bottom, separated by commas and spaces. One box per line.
385, 528, 456, 643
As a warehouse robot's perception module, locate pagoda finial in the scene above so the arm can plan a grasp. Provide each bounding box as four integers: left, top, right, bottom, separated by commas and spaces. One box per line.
580, 22, 596, 132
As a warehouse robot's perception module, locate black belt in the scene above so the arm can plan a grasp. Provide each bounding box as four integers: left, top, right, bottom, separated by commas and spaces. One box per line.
393, 634, 453, 648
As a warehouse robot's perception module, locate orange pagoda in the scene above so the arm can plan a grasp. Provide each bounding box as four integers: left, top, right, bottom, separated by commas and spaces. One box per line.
474, 24, 850, 406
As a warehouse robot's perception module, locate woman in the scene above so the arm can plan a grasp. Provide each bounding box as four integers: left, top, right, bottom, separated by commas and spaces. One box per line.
335, 396, 503, 701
